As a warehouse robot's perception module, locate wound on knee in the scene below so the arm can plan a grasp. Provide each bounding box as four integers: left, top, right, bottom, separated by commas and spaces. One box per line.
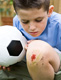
31, 54, 36, 61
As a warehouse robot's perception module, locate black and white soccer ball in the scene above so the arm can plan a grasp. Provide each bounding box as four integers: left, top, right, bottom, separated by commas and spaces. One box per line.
0, 25, 27, 67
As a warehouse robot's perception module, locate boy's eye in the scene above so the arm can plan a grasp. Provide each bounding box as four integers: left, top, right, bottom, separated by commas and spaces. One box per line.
35, 19, 42, 22
21, 20, 29, 24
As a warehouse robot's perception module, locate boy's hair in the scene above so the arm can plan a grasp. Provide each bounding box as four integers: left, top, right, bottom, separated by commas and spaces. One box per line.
13, 0, 50, 13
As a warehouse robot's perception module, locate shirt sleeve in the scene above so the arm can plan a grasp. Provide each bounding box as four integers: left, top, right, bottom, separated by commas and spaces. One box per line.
13, 15, 19, 28
56, 23, 61, 51
13, 16, 17, 27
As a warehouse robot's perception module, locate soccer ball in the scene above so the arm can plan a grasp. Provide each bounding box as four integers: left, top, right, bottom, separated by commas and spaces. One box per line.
0, 25, 27, 67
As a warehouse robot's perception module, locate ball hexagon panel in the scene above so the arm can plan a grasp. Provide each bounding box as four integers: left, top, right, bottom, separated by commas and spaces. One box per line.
7, 40, 23, 56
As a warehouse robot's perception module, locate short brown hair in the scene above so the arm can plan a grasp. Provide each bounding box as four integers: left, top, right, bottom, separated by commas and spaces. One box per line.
13, 0, 50, 13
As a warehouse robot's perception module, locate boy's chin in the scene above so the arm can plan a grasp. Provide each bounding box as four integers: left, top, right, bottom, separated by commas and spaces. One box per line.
30, 34, 40, 37
29, 33, 40, 37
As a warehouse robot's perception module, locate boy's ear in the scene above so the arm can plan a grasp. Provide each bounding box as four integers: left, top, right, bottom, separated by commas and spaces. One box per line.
48, 5, 54, 17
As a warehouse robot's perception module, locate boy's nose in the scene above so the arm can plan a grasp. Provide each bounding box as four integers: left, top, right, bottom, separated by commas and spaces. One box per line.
29, 22, 36, 31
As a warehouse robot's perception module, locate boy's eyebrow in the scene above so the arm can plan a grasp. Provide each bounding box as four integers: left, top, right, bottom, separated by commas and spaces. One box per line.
21, 19, 28, 21
35, 17, 44, 20
21, 17, 44, 21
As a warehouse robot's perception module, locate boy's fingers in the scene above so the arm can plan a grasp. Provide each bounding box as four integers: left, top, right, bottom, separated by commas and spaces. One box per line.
0, 65, 10, 71
25, 44, 28, 51
27, 40, 33, 44
3, 66, 10, 71
0, 65, 2, 68
7, 67, 10, 71
3, 66, 6, 70
25, 40, 35, 51
0, 65, 2, 69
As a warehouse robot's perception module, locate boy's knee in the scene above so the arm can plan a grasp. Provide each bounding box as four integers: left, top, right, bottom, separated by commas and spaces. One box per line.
26, 40, 52, 65
26, 40, 60, 71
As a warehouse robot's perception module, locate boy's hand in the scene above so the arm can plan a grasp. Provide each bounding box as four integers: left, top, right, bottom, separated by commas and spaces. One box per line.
25, 40, 34, 51
0, 65, 10, 71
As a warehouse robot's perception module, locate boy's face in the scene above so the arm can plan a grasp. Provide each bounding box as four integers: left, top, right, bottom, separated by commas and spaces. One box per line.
17, 8, 49, 37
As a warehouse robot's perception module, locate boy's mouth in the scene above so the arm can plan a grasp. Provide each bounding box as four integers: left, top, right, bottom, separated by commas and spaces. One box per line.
30, 31, 38, 35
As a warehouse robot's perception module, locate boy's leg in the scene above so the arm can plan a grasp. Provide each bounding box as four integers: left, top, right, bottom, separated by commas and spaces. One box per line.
26, 40, 60, 80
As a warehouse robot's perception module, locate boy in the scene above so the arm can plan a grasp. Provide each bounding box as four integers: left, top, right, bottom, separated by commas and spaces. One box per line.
0, 0, 61, 80
13, 0, 61, 80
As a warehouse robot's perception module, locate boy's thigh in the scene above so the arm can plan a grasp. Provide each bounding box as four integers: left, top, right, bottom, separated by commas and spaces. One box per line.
0, 60, 32, 80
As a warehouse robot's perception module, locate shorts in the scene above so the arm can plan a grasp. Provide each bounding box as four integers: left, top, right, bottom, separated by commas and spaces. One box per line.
54, 48, 61, 80
0, 58, 32, 80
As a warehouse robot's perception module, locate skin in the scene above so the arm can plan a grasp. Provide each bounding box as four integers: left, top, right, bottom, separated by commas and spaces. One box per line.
26, 40, 60, 80
17, 5, 54, 37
